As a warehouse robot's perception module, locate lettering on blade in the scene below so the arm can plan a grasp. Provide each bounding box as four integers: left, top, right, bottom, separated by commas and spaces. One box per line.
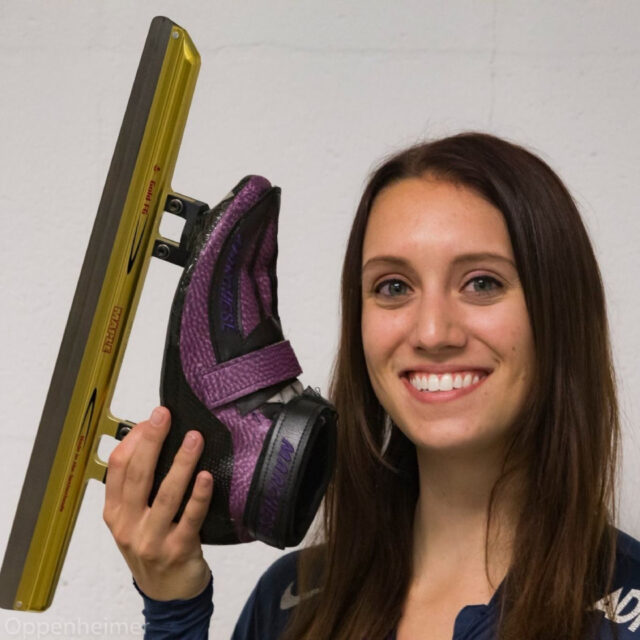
127, 164, 161, 273
102, 305, 123, 354
140, 178, 156, 217
59, 389, 96, 513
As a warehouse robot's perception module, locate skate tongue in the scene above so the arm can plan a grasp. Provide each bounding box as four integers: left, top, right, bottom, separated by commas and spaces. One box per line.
266, 380, 304, 404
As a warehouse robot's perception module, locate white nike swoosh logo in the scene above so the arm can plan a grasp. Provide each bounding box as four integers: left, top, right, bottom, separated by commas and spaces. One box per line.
280, 582, 321, 610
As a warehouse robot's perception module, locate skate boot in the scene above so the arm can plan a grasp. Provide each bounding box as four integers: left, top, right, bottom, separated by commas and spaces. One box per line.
151, 175, 337, 548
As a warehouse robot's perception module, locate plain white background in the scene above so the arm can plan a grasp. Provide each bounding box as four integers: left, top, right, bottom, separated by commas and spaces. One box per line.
1, 2, 639, 638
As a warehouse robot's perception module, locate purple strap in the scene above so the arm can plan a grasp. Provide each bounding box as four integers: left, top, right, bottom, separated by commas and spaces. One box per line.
201, 341, 302, 410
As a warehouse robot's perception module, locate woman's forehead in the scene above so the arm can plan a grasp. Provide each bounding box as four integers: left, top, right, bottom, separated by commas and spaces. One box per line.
363, 177, 514, 263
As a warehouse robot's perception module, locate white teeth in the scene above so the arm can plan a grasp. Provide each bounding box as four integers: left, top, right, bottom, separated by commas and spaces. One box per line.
408, 371, 486, 392
439, 374, 453, 391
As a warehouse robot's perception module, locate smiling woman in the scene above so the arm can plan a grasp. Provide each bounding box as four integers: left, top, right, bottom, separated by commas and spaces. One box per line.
106, 132, 638, 640
277, 132, 632, 640
361, 178, 535, 459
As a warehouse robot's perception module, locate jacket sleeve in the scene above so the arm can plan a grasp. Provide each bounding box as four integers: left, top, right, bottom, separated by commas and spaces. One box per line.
134, 576, 214, 640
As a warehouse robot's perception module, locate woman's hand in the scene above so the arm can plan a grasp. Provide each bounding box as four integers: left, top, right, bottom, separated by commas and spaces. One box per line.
103, 406, 214, 601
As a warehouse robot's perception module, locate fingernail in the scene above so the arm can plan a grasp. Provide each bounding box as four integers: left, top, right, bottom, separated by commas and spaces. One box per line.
184, 432, 199, 450
150, 408, 165, 426
198, 473, 212, 487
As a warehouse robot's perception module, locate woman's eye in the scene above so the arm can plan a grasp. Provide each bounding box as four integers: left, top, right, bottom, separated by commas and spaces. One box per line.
374, 279, 409, 297
464, 275, 503, 296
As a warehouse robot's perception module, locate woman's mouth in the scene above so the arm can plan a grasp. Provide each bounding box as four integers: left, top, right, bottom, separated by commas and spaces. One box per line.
401, 370, 490, 403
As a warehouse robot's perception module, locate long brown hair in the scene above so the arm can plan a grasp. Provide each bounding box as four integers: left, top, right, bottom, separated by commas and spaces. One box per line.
282, 132, 619, 640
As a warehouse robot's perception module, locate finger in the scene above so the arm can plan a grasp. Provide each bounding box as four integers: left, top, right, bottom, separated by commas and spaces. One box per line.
173, 471, 214, 542
104, 423, 145, 518
145, 430, 205, 535
120, 407, 171, 512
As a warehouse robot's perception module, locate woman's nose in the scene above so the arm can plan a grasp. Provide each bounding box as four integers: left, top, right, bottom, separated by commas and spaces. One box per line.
409, 292, 467, 353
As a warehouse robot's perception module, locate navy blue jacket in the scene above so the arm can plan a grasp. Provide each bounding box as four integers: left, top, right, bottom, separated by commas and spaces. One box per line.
138, 530, 640, 639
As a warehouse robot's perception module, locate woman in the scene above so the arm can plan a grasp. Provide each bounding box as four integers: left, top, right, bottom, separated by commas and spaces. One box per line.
104, 132, 640, 639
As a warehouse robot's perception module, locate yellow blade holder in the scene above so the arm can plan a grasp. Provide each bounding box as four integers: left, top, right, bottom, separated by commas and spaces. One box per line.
0, 16, 209, 611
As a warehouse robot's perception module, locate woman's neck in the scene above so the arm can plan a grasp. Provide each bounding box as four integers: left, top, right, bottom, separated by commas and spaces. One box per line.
410, 445, 520, 596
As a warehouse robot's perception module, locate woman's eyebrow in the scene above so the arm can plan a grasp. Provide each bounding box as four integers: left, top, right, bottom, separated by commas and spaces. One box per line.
361, 252, 516, 273
453, 252, 516, 268
361, 256, 410, 273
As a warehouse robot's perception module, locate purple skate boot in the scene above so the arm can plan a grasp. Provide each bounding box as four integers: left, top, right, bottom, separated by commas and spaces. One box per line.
150, 176, 337, 548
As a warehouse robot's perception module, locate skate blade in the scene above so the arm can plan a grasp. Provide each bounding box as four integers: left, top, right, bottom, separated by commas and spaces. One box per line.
0, 16, 200, 611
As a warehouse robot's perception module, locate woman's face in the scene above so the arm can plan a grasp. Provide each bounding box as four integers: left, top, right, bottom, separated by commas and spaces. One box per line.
361, 177, 535, 457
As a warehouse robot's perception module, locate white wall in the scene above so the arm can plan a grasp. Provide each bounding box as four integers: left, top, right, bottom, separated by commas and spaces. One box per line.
1, 1, 638, 638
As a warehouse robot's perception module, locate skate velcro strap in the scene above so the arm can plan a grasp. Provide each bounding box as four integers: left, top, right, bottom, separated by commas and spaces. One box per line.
244, 388, 337, 548
201, 340, 302, 410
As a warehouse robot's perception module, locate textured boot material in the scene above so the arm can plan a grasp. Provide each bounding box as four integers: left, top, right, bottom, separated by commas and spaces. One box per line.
151, 176, 337, 548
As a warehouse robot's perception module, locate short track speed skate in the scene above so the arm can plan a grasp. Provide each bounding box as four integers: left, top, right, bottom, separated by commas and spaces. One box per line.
0, 16, 335, 613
